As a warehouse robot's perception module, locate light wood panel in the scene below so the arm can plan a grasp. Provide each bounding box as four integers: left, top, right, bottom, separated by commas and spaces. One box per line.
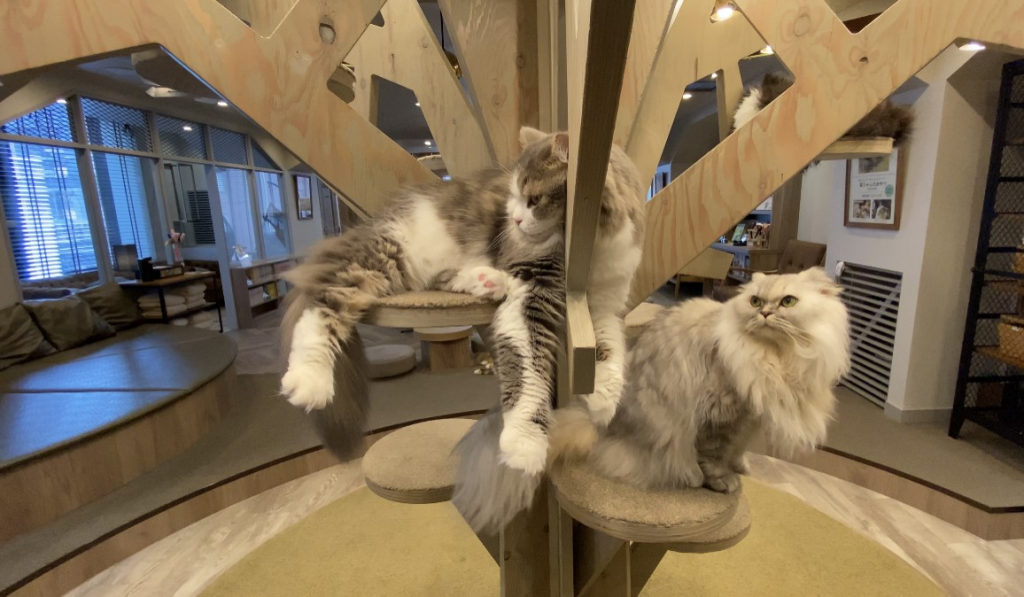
0, 0, 433, 216
621, 0, 766, 184
0, 367, 235, 544
612, 0, 678, 147
563, 0, 637, 394
628, 0, 1024, 308
438, 0, 524, 165
819, 136, 895, 160
347, 0, 494, 176
215, 0, 299, 36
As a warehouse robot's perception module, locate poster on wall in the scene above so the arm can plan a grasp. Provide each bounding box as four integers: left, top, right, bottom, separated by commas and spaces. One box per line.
844, 147, 904, 230
295, 175, 314, 220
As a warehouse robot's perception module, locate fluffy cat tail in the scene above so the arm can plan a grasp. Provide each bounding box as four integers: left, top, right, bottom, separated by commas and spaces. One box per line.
548, 404, 598, 462
279, 263, 387, 461
453, 408, 544, 534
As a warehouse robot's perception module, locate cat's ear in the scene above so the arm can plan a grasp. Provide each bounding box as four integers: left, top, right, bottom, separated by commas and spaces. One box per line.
801, 267, 842, 296
553, 133, 569, 163
520, 126, 548, 149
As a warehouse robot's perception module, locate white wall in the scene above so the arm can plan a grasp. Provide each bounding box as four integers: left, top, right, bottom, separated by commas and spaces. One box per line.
285, 172, 326, 255
797, 47, 1006, 421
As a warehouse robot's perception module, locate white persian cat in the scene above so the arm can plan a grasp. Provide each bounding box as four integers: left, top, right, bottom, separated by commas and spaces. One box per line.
552, 268, 850, 492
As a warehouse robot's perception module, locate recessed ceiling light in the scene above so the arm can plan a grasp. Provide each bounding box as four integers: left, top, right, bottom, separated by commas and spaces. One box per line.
682, 92, 693, 100
960, 41, 986, 52
56, 98, 68, 105
217, 100, 229, 107
762, 45, 774, 55
714, 5, 735, 21
415, 102, 421, 107
710, 72, 718, 80
183, 125, 194, 132
424, 140, 432, 146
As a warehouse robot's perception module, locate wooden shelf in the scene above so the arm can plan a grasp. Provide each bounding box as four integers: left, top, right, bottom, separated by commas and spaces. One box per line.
230, 256, 300, 328
817, 136, 894, 161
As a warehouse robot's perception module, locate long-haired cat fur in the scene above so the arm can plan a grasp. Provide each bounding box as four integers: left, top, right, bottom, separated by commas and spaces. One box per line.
733, 71, 914, 147
551, 268, 850, 493
452, 133, 646, 533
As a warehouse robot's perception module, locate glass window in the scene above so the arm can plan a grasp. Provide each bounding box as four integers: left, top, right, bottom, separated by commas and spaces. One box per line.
216, 167, 260, 258
0, 101, 77, 143
251, 141, 279, 170
92, 152, 156, 264
156, 115, 207, 160
255, 171, 291, 257
0, 141, 96, 280
81, 98, 152, 151
210, 127, 248, 165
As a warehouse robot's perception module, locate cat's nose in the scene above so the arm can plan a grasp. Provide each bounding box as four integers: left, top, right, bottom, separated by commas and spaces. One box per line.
514, 218, 523, 226
760, 311, 771, 319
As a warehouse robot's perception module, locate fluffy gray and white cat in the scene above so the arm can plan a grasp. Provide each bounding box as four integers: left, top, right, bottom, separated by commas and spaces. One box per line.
550, 268, 850, 493
280, 126, 644, 474
452, 133, 646, 533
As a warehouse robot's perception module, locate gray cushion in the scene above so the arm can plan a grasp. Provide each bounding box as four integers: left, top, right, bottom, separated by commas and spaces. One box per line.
24, 296, 115, 351
0, 304, 56, 372
21, 287, 72, 300
77, 282, 142, 331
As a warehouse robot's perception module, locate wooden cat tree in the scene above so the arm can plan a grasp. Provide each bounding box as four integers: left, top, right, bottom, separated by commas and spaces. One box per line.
5, 0, 1024, 595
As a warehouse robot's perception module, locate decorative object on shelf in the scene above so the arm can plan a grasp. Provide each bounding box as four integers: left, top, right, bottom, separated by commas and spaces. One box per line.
845, 147, 904, 230
730, 222, 746, 245
749, 222, 771, 248
113, 244, 139, 278
166, 229, 185, 264
232, 245, 253, 267
951, 59, 1024, 449
295, 174, 314, 220
137, 258, 184, 282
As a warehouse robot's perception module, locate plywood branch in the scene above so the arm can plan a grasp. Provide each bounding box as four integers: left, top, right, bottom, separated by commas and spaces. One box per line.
347, 0, 494, 177
564, 0, 636, 393
0, 0, 433, 216
438, 0, 524, 165
623, 0, 766, 184
627, 0, 1024, 308
613, 0, 678, 146
819, 136, 894, 160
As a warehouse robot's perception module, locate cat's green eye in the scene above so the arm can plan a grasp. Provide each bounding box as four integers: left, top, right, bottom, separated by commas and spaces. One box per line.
780, 295, 799, 308
750, 296, 763, 308
527, 196, 541, 208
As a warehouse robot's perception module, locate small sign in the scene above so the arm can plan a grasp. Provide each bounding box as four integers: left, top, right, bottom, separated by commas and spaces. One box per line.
845, 147, 904, 230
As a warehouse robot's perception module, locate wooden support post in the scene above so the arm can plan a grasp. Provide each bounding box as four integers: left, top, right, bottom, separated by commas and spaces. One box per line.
548, 485, 575, 597
628, 543, 668, 596
577, 543, 631, 597
563, 0, 637, 394
500, 483, 551, 597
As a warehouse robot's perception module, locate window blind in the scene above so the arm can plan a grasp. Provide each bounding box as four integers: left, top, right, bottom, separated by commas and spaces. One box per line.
0, 141, 97, 281
0, 102, 76, 143
92, 152, 156, 263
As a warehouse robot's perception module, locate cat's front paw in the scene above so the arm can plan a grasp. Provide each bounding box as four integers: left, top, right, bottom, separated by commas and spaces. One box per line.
281, 363, 334, 411
730, 454, 750, 475
454, 266, 508, 301
704, 472, 742, 494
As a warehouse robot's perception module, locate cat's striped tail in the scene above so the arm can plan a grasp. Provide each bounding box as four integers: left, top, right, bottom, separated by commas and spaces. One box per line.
279, 229, 402, 461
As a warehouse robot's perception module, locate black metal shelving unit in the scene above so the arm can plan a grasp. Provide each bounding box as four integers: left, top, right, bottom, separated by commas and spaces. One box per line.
951, 60, 1024, 448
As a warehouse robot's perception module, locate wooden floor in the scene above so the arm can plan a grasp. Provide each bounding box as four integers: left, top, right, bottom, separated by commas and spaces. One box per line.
64, 454, 1024, 597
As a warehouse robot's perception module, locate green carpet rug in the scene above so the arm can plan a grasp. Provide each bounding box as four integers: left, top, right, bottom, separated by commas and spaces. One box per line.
202, 480, 944, 597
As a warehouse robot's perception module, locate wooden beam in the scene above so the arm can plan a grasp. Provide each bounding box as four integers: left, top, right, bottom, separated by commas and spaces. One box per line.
438, 0, 524, 165
564, 0, 637, 394
0, 0, 433, 216
819, 136, 894, 160
347, 0, 494, 177
612, 0, 678, 146
622, 0, 766, 184
626, 0, 1024, 309
0, 72, 73, 126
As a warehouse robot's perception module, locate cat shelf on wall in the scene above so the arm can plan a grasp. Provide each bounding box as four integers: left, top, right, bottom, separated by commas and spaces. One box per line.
817, 136, 894, 161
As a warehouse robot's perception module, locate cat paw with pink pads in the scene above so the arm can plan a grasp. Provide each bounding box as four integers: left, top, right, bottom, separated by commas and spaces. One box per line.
456, 266, 508, 300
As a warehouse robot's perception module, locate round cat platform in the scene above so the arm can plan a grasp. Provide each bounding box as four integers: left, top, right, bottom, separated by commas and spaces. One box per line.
549, 458, 743, 544
362, 291, 497, 328
361, 418, 475, 504
365, 344, 416, 379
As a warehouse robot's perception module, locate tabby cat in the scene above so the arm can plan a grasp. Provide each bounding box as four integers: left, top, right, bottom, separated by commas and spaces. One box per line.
550, 268, 851, 493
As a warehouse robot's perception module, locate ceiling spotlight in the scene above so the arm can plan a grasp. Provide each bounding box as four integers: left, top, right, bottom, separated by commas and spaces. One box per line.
415, 102, 421, 107
424, 140, 433, 146
216, 100, 229, 107
183, 125, 194, 132
710, 72, 718, 80
714, 5, 735, 22
682, 92, 693, 100
56, 98, 68, 105
960, 41, 986, 52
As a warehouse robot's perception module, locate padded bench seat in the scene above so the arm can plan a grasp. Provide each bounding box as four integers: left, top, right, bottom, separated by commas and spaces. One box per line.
0, 324, 236, 470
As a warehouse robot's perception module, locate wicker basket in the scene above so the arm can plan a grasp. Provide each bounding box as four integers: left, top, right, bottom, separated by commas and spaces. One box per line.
998, 315, 1024, 360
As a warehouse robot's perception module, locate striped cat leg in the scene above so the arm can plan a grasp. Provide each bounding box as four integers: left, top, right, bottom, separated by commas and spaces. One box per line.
580, 311, 627, 426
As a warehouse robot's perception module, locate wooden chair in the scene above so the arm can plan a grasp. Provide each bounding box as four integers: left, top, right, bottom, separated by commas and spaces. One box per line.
672, 247, 735, 299
713, 240, 827, 302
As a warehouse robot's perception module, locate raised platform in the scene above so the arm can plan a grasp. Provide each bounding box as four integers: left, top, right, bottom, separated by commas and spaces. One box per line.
0, 369, 497, 596
0, 325, 237, 543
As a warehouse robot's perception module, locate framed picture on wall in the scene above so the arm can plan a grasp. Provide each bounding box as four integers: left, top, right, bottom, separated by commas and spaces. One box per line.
844, 147, 904, 230
295, 174, 314, 220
